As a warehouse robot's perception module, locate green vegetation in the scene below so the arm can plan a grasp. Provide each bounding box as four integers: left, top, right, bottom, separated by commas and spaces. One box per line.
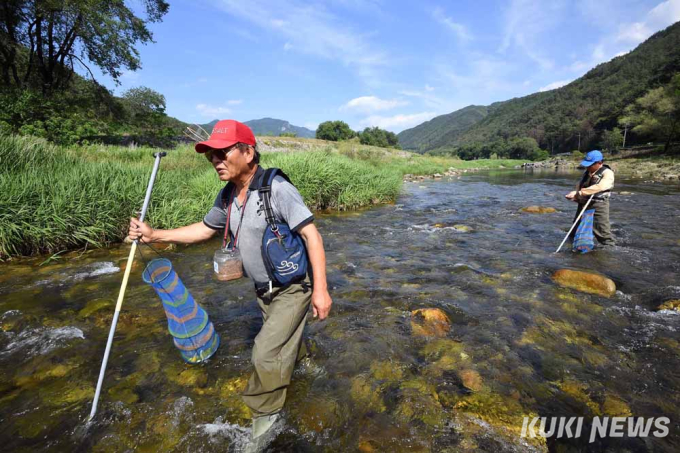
316, 120, 356, 141
0, 135, 522, 259
358, 126, 400, 148
397, 105, 489, 151
428, 136, 548, 161
619, 74, 680, 152
0, 0, 182, 146
398, 22, 680, 157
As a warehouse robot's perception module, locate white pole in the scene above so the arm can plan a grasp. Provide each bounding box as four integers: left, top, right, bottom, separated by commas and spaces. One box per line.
89, 152, 166, 421
555, 194, 595, 254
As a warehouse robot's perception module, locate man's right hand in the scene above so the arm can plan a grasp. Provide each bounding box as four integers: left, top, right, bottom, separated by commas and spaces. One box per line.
129, 218, 154, 243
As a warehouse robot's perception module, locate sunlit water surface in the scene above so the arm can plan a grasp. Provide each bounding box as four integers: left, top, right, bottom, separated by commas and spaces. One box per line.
1, 170, 679, 452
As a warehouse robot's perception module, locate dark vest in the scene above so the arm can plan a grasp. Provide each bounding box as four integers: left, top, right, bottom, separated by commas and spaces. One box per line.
578, 164, 612, 201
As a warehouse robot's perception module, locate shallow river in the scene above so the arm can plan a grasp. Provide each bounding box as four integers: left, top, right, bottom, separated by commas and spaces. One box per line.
1, 170, 679, 453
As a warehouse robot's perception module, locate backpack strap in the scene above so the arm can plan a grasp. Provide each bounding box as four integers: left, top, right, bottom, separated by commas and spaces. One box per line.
257, 168, 293, 232
220, 182, 236, 247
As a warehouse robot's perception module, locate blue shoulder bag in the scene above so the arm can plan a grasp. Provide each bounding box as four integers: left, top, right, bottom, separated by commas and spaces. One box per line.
258, 168, 309, 287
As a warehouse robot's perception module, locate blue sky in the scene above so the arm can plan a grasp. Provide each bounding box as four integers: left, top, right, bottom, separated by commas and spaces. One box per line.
92, 0, 680, 133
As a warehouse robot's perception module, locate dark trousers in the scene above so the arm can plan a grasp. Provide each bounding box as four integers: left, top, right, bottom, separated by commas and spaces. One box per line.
571, 198, 615, 246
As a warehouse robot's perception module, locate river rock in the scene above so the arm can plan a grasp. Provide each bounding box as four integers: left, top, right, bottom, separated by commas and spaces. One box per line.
656, 299, 680, 312
411, 308, 451, 337
520, 206, 557, 214
453, 224, 473, 233
459, 369, 483, 392
551, 269, 616, 297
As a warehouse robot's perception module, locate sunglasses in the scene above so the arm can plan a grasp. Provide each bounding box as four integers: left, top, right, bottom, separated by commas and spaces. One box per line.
205, 145, 240, 162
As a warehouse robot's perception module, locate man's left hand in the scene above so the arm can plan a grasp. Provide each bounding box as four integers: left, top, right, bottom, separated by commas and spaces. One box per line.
311, 289, 332, 320
565, 191, 578, 201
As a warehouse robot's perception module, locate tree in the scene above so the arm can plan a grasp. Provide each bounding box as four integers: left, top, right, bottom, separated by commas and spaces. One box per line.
358, 126, 399, 148
600, 128, 623, 153
280, 131, 297, 137
619, 74, 680, 152
316, 120, 355, 141
121, 86, 166, 131
0, 0, 169, 94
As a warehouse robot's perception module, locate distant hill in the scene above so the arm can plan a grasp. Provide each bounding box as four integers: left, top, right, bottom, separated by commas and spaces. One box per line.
199, 118, 315, 138
246, 118, 315, 138
399, 21, 680, 154
397, 105, 491, 152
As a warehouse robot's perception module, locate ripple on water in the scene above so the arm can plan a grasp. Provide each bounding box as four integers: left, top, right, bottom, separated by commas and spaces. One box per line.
198, 416, 251, 450
33, 261, 120, 288
0, 325, 84, 358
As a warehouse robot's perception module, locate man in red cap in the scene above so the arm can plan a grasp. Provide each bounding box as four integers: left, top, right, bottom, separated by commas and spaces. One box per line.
129, 119, 332, 442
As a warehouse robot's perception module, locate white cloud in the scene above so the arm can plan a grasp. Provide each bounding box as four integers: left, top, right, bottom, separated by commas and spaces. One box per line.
283, 42, 293, 51
359, 112, 437, 132
499, 0, 564, 71
341, 96, 408, 113
215, 0, 389, 85
433, 7, 472, 42
196, 103, 232, 118
570, 0, 680, 75
539, 79, 571, 92
397, 87, 446, 110
615, 0, 680, 45
437, 56, 519, 95
227, 99, 243, 105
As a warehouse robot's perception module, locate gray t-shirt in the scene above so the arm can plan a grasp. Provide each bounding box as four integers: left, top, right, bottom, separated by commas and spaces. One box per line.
203, 167, 314, 284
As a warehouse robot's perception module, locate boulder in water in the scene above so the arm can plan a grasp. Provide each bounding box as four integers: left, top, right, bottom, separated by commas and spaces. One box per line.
411, 308, 451, 337
521, 206, 557, 214
459, 369, 483, 392
551, 269, 616, 297
656, 299, 680, 312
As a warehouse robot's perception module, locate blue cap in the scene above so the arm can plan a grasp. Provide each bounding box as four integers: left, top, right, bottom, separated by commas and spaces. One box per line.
580, 150, 603, 167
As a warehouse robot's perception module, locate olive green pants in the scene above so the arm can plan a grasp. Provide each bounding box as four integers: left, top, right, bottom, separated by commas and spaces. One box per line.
242, 280, 311, 417
572, 198, 615, 246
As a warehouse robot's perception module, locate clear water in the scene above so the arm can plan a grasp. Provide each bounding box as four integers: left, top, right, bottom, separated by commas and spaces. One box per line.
1, 170, 679, 452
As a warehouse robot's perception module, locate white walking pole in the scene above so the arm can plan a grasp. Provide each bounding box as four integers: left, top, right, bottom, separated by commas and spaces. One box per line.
555, 194, 595, 254
89, 152, 166, 421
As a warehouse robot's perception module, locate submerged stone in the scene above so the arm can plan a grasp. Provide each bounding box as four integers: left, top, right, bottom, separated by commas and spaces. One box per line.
411, 308, 451, 338
520, 206, 557, 214
350, 375, 386, 413
557, 379, 601, 416
395, 378, 446, 427
551, 269, 616, 298
656, 299, 680, 312
78, 298, 113, 318
176, 368, 208, 388
218, 376, 250, 423
453, 224, 473, 233
370, 360, 404, 382
601, 393, 632, 417
459, 369, 483, 392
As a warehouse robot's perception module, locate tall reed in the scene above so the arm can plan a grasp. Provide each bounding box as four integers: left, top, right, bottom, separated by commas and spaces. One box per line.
1, 137, 443, 258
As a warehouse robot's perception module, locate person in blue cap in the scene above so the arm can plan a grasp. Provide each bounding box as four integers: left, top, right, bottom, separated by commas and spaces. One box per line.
565, 150, 616, 246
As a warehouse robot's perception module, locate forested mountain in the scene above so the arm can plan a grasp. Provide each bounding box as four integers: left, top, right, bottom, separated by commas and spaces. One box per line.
245, 118, 315, 138
199, 118, 315, 138
397, 105, 490, 151
399, 21, 680, 155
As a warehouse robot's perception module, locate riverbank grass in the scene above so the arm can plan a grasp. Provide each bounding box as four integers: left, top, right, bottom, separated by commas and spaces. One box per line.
0, 135, 523, 259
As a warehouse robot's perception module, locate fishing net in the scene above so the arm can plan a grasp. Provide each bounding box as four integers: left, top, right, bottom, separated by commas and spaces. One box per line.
573, 209, 595, 254
142, 258, 220, 363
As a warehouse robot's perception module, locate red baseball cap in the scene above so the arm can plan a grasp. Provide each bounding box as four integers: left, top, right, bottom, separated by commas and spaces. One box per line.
195, 119, 256, 153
